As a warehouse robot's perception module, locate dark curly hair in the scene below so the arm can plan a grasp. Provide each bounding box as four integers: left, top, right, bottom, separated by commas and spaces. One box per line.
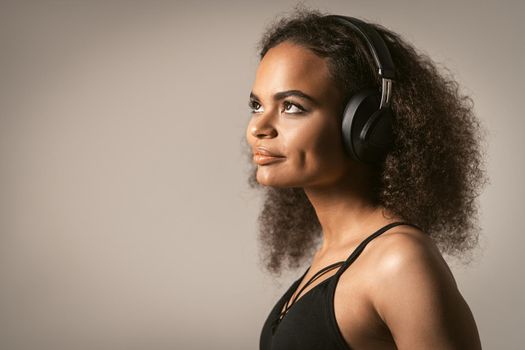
242, 5, 489, 276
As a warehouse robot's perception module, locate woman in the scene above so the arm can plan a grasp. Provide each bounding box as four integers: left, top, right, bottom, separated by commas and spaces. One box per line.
244, 7, 487, 350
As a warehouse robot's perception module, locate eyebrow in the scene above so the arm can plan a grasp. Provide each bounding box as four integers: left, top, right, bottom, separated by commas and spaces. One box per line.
249, 90, 318, 104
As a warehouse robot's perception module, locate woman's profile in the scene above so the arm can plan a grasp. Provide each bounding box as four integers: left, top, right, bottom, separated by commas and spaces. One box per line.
244, 7, 487, 350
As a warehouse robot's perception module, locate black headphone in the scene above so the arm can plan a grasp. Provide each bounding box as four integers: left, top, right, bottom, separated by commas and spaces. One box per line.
324, 15, 396, 165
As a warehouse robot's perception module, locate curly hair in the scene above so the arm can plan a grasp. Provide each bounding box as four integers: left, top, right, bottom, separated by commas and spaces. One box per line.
242, 6, 489, 276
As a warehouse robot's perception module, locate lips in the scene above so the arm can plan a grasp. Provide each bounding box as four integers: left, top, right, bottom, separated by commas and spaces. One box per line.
254, 147, 285, 158
253, 146, 285, 165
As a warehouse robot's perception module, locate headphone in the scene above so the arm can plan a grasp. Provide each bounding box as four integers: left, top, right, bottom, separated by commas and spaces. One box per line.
324, 15, 396, 165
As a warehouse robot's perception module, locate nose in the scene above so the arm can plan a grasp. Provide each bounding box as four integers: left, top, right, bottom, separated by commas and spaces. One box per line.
250, 111, 278, 139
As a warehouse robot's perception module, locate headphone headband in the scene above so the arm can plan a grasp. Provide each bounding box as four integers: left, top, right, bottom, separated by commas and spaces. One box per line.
325, 15, 395, 79
325, 15, 395, 108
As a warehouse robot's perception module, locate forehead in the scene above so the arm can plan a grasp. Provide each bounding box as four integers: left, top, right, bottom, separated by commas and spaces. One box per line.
253, 41, 338, 102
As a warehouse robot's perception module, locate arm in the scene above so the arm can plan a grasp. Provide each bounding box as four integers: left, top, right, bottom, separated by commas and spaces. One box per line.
370, 233, 482, 349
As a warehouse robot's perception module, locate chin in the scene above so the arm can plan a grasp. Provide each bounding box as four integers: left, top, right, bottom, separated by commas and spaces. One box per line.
256, 177, 293, 188
256, 170, 296, 188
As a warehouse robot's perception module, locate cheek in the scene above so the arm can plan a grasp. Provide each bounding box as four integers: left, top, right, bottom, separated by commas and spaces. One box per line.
285, 118, 345, 171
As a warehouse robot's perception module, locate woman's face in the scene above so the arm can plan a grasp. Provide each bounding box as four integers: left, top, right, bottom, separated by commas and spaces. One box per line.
246, 41, 352, 188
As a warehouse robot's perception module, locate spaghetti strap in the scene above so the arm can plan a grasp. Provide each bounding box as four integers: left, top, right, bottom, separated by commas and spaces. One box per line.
334, 221, 422, 278
280, 261, 345, 318
272, 263, 339, 334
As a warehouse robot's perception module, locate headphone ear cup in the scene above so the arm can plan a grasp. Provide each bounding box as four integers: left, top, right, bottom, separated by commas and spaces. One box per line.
359, 107, 394, 163
341, 89, 381, 162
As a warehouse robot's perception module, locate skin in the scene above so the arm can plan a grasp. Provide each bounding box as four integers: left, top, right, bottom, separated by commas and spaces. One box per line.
246, 41, 482, 349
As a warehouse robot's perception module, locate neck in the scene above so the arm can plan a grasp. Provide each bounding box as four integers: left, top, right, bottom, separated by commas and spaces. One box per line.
303, 165, 401, 253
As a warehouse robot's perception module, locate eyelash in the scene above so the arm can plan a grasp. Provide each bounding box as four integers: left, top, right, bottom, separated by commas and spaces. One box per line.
248, 100, 306, 115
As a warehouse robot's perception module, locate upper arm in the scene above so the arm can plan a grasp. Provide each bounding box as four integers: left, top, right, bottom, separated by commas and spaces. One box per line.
370, 233, 482, 350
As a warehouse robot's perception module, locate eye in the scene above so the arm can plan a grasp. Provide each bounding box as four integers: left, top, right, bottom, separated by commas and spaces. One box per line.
248, 100, 307, 115
282, 101, 306, 114
248, 100, 263, 113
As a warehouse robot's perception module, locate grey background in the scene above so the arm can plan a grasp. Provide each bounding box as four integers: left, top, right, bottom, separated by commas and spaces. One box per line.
1, 0, 523, 349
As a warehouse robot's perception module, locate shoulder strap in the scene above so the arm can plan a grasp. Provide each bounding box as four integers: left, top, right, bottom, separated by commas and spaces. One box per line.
335, 221, 422, 277
285, 261, 345, 310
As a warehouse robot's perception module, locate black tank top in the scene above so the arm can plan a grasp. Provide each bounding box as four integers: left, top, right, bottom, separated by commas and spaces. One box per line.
259, 221, 422, 350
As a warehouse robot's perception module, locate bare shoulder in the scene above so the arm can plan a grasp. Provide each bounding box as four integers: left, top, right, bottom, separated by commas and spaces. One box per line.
364, 227, 482, 349
369, 227, 457, 288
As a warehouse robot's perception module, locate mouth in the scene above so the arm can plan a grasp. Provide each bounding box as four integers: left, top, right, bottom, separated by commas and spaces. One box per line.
253, 153, 286, 165
252, 145, 286, 165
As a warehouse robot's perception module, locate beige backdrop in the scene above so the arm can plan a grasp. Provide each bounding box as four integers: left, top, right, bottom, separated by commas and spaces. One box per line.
1, 0, 523, 349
